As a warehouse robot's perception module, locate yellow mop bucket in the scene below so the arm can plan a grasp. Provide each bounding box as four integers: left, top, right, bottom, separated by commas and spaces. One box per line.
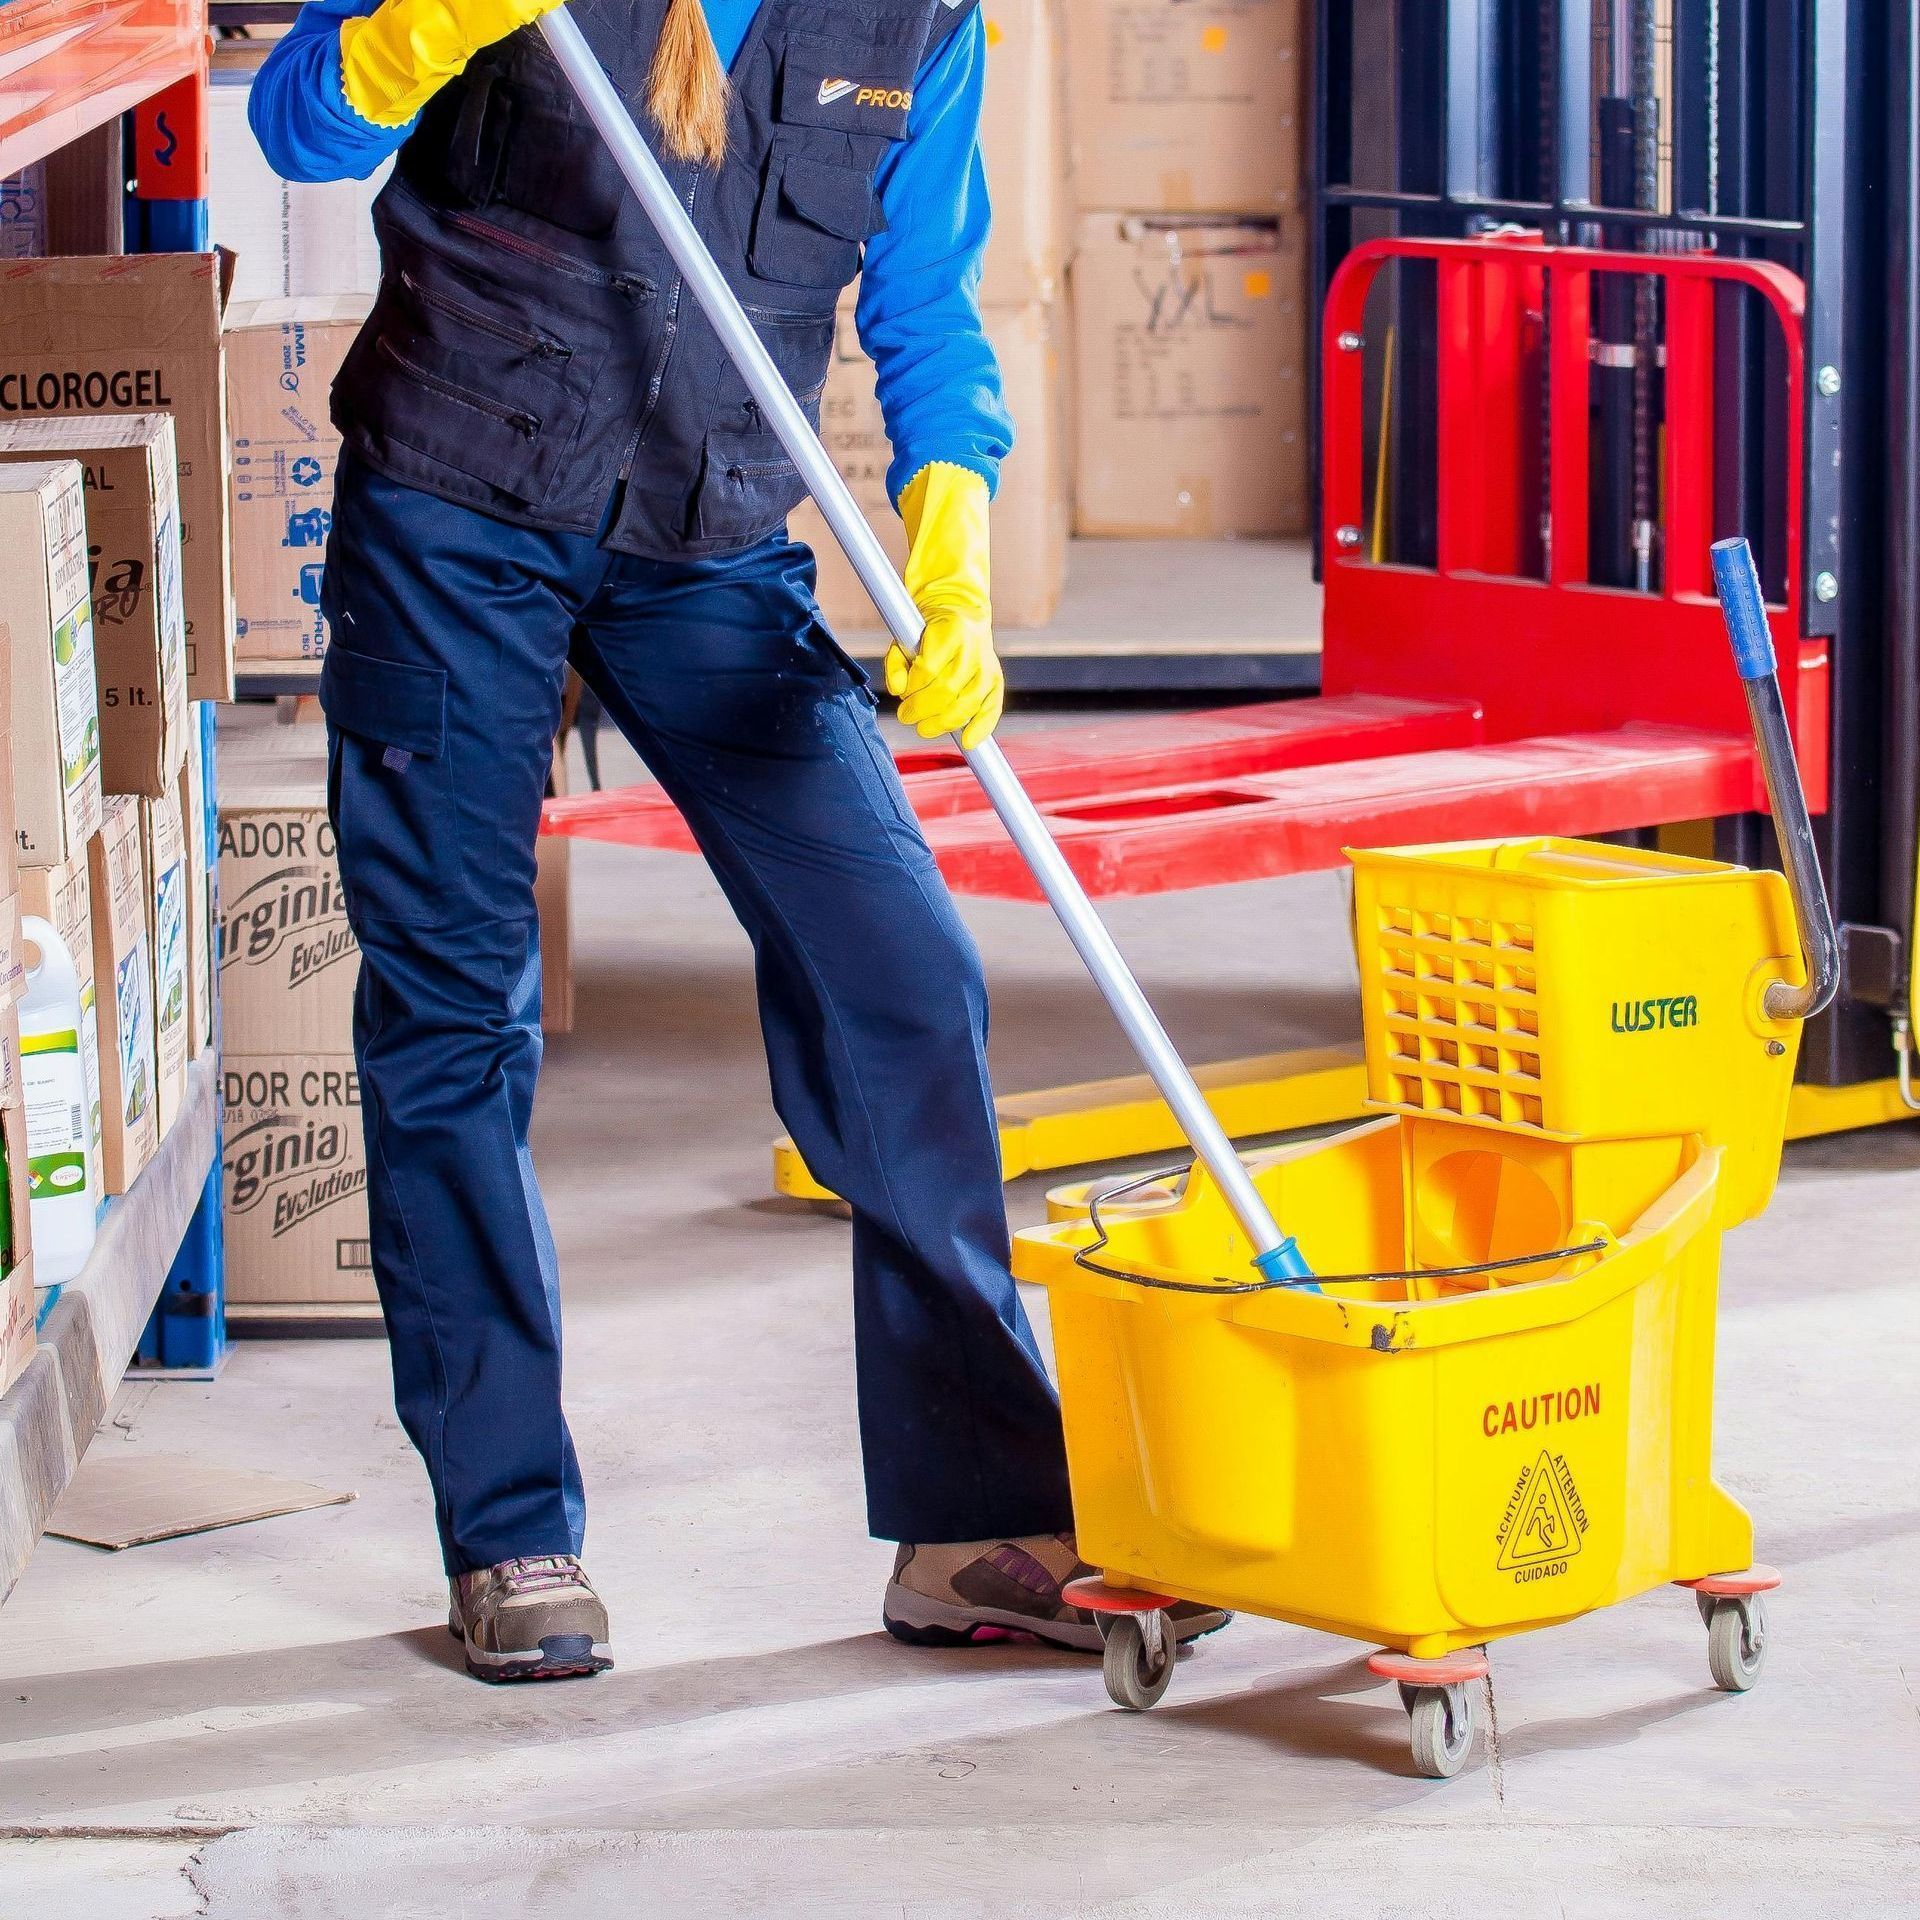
1012, 540, 1838, 1776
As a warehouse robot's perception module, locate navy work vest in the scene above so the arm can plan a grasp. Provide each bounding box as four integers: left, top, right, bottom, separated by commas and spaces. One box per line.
331, 0, 977, 557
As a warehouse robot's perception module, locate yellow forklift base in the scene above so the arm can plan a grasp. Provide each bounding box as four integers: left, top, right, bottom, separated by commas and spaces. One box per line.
770, 1043, 1917, 1204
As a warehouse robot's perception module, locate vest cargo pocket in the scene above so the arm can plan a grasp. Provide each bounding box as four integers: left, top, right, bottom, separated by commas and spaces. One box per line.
343, 264, 597, 508
750, 152, 876, 289
689, 427, 814, 550
320, 644, 464, 929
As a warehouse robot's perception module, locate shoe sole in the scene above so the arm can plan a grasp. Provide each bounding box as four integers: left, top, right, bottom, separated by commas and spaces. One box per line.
881, 1580, 1229, 1656
449, 1623, 614, 1684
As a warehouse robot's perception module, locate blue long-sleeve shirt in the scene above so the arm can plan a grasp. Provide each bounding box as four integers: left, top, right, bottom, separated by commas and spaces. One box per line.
248, 0, 1010, 500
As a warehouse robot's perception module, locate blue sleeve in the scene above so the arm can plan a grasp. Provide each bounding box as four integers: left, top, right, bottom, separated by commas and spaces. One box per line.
857, 9, 1012, 504
248, 0, 417, 184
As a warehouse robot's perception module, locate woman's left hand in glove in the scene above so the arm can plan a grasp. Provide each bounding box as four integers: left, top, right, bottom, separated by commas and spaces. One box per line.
886, 463, 1004, 751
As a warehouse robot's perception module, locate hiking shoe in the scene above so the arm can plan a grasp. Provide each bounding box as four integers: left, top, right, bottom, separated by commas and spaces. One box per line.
883, 1534, 1229, 1654
448, 1555, 613, 1683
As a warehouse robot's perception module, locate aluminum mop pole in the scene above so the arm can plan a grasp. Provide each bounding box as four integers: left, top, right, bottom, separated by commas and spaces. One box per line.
539, 7, 1309, 1281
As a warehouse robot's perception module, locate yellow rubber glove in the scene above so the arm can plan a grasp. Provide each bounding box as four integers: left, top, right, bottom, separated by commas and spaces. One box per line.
886, 463, 1004, 750
339, 0, 562, 128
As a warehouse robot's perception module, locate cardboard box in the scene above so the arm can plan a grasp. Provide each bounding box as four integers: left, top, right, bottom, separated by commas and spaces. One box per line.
790, 298, 1070, 632
210, 48, 389, 304
0, 252, 236, 700
0, 898, 34, 1395
140, 784, 190, 1142
223, 1053, 373, 1304
1, 461, 105, 866
1066, 0, 1302, 213
181, 710, 214, 1058
90, 796, 158, 1194
218, 764, 357, 1057
979, 0, 1071, 306
0, 413, 188, 797
19, 851, 103, 1192
1070, 212, 1308, 536
225, 299, 368, 663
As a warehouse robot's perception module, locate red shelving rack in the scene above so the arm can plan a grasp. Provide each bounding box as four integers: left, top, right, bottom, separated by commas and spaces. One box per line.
0, 0, 204, 179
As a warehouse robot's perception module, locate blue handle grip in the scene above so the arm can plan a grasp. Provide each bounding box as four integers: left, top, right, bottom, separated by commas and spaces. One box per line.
1711, 537, 1777, 682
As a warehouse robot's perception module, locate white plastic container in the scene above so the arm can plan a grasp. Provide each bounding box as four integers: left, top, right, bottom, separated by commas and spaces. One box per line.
20, 914, 98, 1286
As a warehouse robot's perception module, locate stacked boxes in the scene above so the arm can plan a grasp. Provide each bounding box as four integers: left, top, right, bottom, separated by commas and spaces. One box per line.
0, 279, 229, 1350
0, 412, 189, 796
1065, 0, 1308, 537
0, 253, 236, 700
0, 422, 199, 1217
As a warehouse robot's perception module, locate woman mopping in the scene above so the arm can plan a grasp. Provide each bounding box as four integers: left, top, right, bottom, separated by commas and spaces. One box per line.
249, 0, 1225, 1679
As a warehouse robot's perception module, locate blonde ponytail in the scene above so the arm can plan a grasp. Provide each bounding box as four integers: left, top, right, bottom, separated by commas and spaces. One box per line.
648, 0, 732, 167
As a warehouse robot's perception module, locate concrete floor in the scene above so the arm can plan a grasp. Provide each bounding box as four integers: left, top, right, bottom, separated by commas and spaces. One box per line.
3, 726, 1918, 1916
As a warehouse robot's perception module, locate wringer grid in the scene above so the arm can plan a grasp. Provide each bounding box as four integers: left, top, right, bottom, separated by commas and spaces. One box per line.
1372, 899, 1545, 1129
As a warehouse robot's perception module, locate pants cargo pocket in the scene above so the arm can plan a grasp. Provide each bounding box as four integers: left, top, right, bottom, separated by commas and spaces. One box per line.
321, 641, 464, 928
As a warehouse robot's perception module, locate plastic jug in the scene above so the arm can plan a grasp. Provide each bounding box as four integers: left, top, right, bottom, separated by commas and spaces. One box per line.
20, 914, 99, 1286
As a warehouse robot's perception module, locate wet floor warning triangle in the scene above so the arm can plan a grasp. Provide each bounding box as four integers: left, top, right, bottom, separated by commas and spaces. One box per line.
1497, 1450, 1584, 1569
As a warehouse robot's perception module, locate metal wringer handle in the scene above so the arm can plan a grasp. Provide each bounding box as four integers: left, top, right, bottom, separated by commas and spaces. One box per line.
1710, 537, 1840, 1023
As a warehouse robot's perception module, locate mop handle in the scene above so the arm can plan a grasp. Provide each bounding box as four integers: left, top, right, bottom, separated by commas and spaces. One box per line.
538, 8, 1305, 1279
1710, 536, 1839, 1023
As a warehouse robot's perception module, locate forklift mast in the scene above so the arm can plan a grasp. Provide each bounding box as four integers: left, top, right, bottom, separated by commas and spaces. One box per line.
1312, 0, 1918, 1093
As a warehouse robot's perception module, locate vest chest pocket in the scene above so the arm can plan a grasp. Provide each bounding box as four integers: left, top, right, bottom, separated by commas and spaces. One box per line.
749, 151, 882, 289
410, 72, 626, 239
748, 26, 914, 289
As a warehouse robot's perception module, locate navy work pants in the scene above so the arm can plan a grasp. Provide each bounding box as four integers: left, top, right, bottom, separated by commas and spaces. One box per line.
319, 453, 1072, 1574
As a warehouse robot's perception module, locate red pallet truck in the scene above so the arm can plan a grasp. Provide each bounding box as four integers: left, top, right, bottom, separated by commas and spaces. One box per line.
545, 233, 1916, 1194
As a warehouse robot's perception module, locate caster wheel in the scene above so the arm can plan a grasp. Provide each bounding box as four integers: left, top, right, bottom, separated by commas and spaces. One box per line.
1707, 1593, 1768, 1692
1102, 1609, 1175, 1711
1695, 1590, 1718, 1628
1407, 1682, 1476, 1779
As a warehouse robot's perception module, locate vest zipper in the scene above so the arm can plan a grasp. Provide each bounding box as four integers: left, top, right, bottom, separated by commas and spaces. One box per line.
377, 337, 540, 439
615, 170, 702, 486
400, 269, 574, 360
443, 207, 653, 303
